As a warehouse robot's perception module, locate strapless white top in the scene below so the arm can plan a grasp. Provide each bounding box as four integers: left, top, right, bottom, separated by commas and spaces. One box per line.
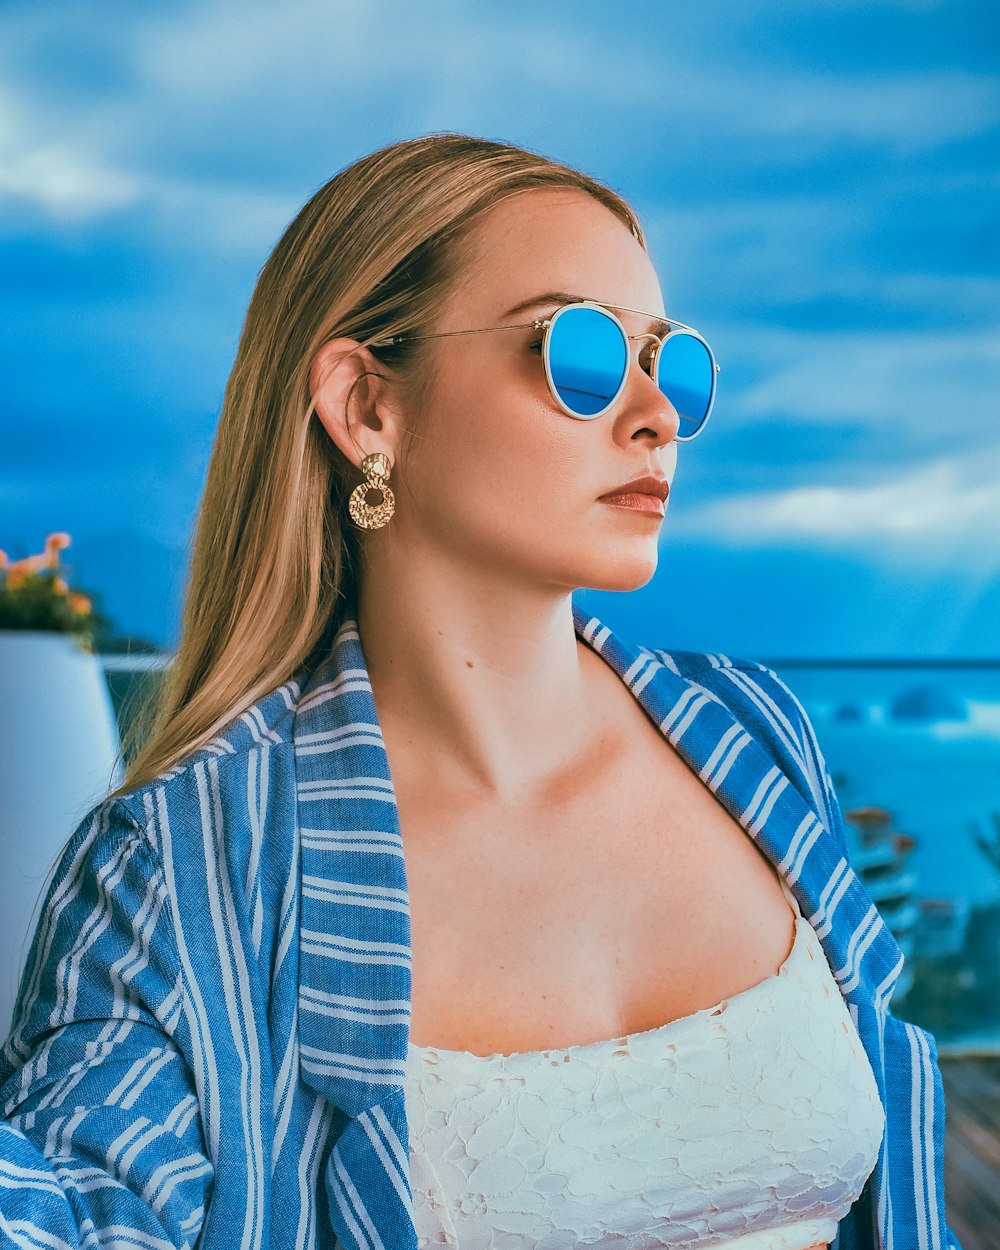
403, 880, 885, 1250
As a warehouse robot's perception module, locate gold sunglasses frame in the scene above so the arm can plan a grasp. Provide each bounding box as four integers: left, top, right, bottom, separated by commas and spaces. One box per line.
370, 299, 719, 439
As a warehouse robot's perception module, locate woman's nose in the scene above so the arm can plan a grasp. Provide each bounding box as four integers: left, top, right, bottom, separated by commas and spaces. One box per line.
627, 337, 681, 441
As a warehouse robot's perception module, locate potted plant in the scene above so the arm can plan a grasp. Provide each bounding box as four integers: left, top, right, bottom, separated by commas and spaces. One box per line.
0, 531, 110, 646
0, 533, 124, 1041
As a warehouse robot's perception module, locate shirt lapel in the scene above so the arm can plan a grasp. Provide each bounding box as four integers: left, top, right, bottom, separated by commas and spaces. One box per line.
292, 610, 418, 1249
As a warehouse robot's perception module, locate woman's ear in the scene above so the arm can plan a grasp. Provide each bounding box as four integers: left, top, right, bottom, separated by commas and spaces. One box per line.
309, 338, 401, 470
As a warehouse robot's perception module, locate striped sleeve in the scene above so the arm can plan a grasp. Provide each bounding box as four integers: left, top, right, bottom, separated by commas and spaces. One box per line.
881, 1014, 965, 1250
0, 798, 213, 1249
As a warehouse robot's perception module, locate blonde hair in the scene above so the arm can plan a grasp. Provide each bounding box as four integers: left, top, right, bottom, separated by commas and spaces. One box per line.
108, 132, 645, 799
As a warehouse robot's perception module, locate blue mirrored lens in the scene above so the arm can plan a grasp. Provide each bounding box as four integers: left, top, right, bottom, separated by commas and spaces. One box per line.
656, 332, 714, 438
547, 306, 628, 417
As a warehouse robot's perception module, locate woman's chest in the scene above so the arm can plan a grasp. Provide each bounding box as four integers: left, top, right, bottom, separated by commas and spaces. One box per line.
399, 727, 798, 1056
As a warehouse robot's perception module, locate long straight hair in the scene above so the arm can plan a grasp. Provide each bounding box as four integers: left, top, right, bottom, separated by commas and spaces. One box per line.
108, 133, 645, 800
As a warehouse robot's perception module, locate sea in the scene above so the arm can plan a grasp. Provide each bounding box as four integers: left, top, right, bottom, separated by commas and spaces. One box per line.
774, 663, 1000, 911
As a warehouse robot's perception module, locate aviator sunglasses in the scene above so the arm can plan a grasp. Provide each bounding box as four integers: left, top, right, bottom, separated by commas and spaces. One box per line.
374, 299, 719, 440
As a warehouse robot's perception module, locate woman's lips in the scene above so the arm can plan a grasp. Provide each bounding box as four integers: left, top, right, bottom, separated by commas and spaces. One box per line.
598, 492, 665, 515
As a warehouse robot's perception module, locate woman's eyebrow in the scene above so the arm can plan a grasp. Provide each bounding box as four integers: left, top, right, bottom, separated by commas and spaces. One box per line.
501, 291, 584, 319
501, 292, 671, 338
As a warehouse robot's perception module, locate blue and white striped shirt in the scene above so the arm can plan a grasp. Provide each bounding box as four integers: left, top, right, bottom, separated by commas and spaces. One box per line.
0, 600, 962, 1249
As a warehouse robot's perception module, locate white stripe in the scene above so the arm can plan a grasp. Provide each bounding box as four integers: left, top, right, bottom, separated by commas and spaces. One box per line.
874, 951, 906, 1012
722, 667, 805, 768
630, 658, 661, 696
836, 909, 883, 996
699, 722, 745, 783
297, 671, 373, 714
298, 785, 397, 803
115, 1119, 164, 1179
332, 1149, 385, 1250
163, 1093, 198, 1135
703, 730, 751, 792
299, 1046, 407, 1078
0, 1210, 75, 1250
295, 731, 385, 757
305, 885, 410, 915
916, 1025, 941, 1246
907, 1026, 931, 1250
0, 1156, 65, 1197
362, 1105, 414, 1214
742, 766, 782, 828
156, 789, 220, 1156
788, 822, 823, 887
298, 776, 394, 795
809, 858, 850, 938
6, 806, 107, 1080
294, 1100, 333, 1250
660, 690, 705, 745
302, 878, 407, 903
299, 939, 410, 967
53, 836, 135, 1027
746, 771, 788, 837
144, 1151, 214, 1214
197, 758, 264, 1250
245, 745, 266, 959
299, 995, 409, 1025
106, 1048, 174, 1110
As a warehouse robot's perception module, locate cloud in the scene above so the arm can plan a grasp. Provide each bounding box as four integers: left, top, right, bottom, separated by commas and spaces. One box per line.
1, 3, 996, 234
670, 447, 1000, 571
0, 86, 141, 221
0, 144, 140, 221
684, 71, 999, 154
730, 328, 1000, 436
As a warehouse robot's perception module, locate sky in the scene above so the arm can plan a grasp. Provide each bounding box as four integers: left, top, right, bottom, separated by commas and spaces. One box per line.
1, 0, 998, 658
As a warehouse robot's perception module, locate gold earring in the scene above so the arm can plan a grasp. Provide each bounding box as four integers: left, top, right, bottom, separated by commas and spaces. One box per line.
348, 452, 395, 530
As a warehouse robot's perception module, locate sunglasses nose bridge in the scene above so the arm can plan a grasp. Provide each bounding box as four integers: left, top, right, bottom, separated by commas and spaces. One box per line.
627, 331, 663, 379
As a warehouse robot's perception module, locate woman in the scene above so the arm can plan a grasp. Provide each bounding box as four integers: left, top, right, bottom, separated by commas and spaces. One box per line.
0, 134, 960, 1250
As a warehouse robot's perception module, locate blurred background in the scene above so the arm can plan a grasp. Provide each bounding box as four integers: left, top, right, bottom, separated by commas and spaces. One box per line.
1, 1, 997, 1240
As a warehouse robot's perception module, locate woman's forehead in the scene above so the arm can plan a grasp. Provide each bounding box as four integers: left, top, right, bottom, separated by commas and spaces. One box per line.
453, 192, 663, 321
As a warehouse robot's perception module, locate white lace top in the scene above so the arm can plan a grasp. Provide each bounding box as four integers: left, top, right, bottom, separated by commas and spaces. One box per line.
403, 880, 885, 1250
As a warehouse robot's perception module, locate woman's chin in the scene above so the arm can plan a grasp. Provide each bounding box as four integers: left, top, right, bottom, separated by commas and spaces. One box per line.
579, 553, 659, 594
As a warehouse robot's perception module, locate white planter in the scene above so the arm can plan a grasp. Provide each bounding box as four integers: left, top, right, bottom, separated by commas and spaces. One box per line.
0, 631, 123, 1041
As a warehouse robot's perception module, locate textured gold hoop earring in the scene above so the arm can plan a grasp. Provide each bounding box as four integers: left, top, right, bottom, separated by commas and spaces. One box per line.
348, 452, 395, 530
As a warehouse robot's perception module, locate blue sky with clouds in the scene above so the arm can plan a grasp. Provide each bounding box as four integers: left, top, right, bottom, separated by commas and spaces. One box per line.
2, 0, 997, 656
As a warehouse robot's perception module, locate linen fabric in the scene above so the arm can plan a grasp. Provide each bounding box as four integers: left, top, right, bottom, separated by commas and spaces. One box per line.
0, 595, 961, 1249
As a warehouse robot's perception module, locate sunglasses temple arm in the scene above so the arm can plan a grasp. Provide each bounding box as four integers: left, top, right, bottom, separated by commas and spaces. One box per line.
369, 321, 543, 348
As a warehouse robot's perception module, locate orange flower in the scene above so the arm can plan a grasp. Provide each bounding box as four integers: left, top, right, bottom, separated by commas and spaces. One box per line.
6, 567, 28, 589
68, 592, 91, 614
53, 576, 69, 595
45, 532, 71, 568
0, 550, 7, 569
